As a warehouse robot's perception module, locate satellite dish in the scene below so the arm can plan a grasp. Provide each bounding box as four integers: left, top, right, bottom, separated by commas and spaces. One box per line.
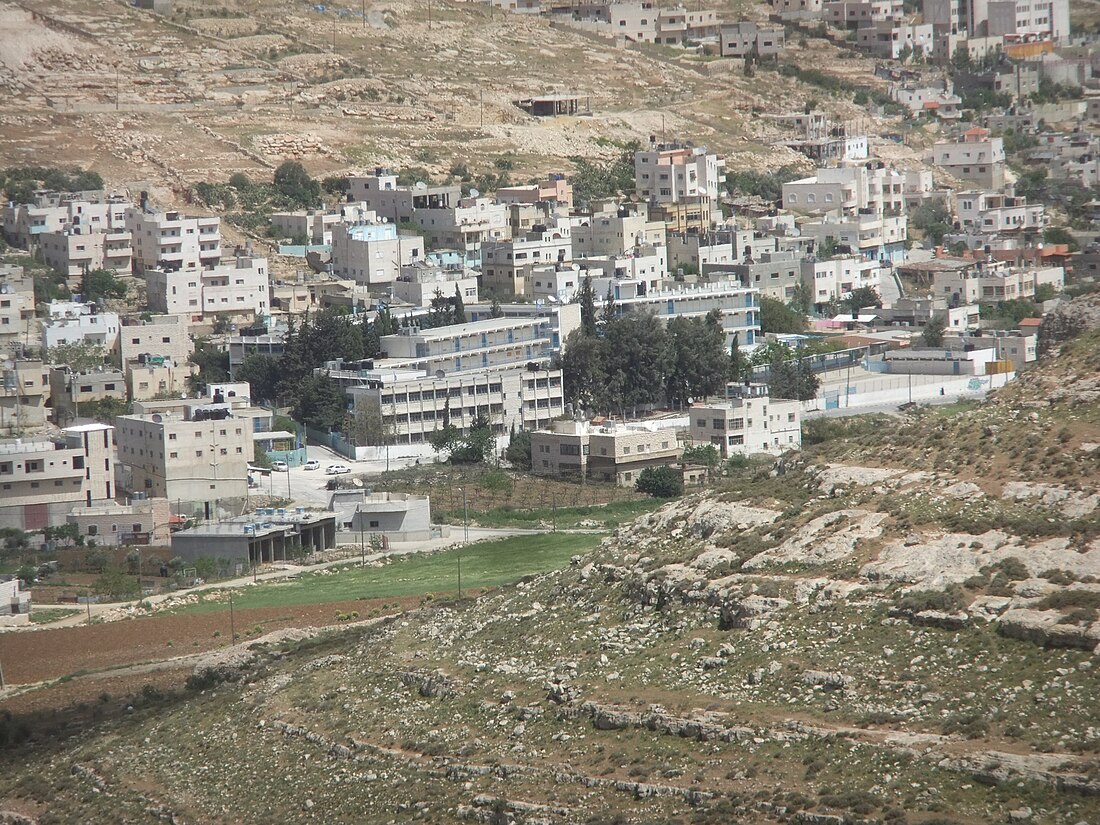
469, 188, 480, 198
352, 478, 364, 487
571, 263, 580, 272
152, 414, 163, 423
415, 181, 428, 190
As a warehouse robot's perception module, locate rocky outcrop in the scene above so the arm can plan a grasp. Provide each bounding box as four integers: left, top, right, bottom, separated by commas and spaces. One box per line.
997, 609, 1100, 651
398, 669, 458, 698
743, 510, 887, 570
576, 702, 754, 743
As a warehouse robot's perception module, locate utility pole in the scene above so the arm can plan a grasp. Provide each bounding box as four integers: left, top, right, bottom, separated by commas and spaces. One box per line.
359, 517, 365, 565
333, 12, 337, 53
362, 0, 365, 28
86, 590, 92, 625
480, 89, 484, 130
428, 0, 432, 29
115, 65, 120, 111
0, 652, 5, 689
462, 487, 469, 544
229, 591, 236, 641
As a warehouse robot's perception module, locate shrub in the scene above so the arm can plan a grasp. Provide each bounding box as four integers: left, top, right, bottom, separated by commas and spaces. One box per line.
895, 585, 967, 614
635, 466, 683, 498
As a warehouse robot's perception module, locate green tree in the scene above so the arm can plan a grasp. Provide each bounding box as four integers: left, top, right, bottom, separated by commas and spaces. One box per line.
681, 444, 720, 469
293, 372, 347, 431
489, 296, 504, 318
236, 353, 282, 404
1042, 226, 1079, 252
601, 284, 617, 326
189, 338, 230, 394
83, 268, 127, 304
665, 311, 727, 407
760, 296, 808, 334
504, 428, 531, 469
844, 286, 882, 314
576, 274, 598, 336
635, 466, 684, 498
768, 349, 819, 401
46, 341, 107, 371
272, 161, 320, 208
602, 312, 669, 414
920, 313, 948, 347
569, 142, 639, 210
452, 284, 467, 324
561, 329, 606, 412
729, 331, 750, 382
910, 199, 953, 245
789, 281, 812, 316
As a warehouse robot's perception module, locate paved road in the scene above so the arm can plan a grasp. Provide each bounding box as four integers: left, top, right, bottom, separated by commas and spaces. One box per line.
256, 444, 423, 509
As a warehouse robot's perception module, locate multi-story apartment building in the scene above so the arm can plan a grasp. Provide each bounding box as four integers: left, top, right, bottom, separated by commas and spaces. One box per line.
65, 496, 172, 547
410, 196, 511, 256
718, 21, 786, 57
800, 255, 887, 309
666, 229, 747, 273
924, 0, 1067, 40
783, 165, 925, 215
956, 189, 1047, 233
125, 208, 221, 273
115, 402, 252, 512
933, 128, 1006, 189
856, 21, 935, 57
480, 225, 574, 297
688, 384, 802, 458
49, 366, 127, 425
929, 258, 1064, 303
39, 225, 133, 278
347, 171, 462, 224
575, 246, 669, 295
823, 0, 903, 27
0, 266, 36, 348
330, 221, 426, 288
2, 191, 131, 249
0, 423, 115, 530
347, 364, 566, 445
572, 203, 665, 258
118, 314, 193, 367
608, 281, 759, 348
377, 315, 569, 374
228, 330, 286, 377
798, 212, 909, 262
0, 358, 50, 435
635, 143, 725, 206
890, 83, 963, 119
126, 359, 189, 402
945, 330, 1036, 370
531, 418, 681, 486
496, 175, 574, 210
41, 301, 121, 352
389, 262, 479, 308
270, 203, 379, 246
723, 250, 806, 302
145, 253, 270, 318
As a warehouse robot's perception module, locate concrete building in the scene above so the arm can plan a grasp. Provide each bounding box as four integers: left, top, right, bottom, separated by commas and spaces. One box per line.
890, 83, 963, 119
146, 253, 270, 319
390, 261, 479, 308
270, 205, 366, 246
39, 225, 133, 278
575, 247, 669, 296
718, 21, 786, 57
0, 266, 36, 348
115, 403, 252, 513
496, 175, 574, 210
688, 385, 802, 457
724, 250, 806, 302
65, 497, 172, 547
347, 171, 461, 225
171, 511, 337, 565
882, 346, 999, 374
2, 191, 130, 249
797, 212, 909, 263
0, 579, 31, 626
608, 280, 760, 348
41, 301, 121, 352
801, 255, 887, 309
945, 330, 1036, 369
330, 221, 426, 289
924, 0, 1068, 41
928, 258, 1065, 303
635, 143, 725, 206
770, 0, 824, 19
572, 203, 665, 258
782, 165, 922, 215
347, 364, 566, 444
0, 423, 116, 531
531, 418, 681, 486
377, 315, 571, 374
666, 229, 745, 273
125, 208, 221, 273
49, 366, 127, 424
346, 492, 434, 540
856, 21, 935, 58
410, 195, 510, 255
126, 359, 189, 402
118, 314, 193, 367
933, 128, 1006, 189
480, 225, 574, 297
0, 358, 49, 435
956, 190, 1047, 234
823, 0, 903, 27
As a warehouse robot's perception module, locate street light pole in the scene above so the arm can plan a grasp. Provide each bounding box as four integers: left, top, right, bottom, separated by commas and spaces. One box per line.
229, 591, 236, 641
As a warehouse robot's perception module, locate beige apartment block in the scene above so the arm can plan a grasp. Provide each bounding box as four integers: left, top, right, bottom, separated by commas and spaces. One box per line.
118, 314, 193, 366
479, 224, 574, 297
126, 208, 221, 273
126, 361, 189, 402
390, 262, 479, 308
496, 176, 574, 210
66, 496, 172, 547
572, 203, 665, 258
531, 419, 682, 486
49, 366, 127, 425
378, 316, 561, 374
39, 226, 133, 278
0, 423, 116, 531
688, 386, 802, 458
2, 192, 130, 249
0, 358, 50, 435
634, 143, 725, 206
0, 266, 36, 347
115, 404, 251, 511
330, 222, 426, 289
933, 128, 1006, 190
146, 254, 269, 318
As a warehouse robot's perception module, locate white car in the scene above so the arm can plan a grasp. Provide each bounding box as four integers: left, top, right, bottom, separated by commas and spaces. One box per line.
303, 459, 321, 471
270, 460, 289, 472
325, 464, 352, 475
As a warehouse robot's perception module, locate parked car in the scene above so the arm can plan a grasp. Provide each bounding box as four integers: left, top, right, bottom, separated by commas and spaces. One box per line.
271, 460, 289, 472
303, 459, 321, 471
325, 464, 351, 475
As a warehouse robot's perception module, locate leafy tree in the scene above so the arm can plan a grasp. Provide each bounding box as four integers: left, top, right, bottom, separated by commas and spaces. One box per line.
489, 296, 504, 319
189, 338, 230, 393
920, 313, 948, 348
788, 281, 812, 316
46, 341, 107, 371
760, 296, 808, 334
664, 311, 727, 407
293, 372, 347, 431
228, 172, 252, 190
561, 329, 606, 412
504, 428, 531, 469
453, 284, 467, 324
272, 161, 320, 208
768, 349, 819, 401
635, 466, 684, 498
321, 176, 350, 196
83, 268, 127, 304
1042, 226, 1079, 252
346, 398, 393, 447
576, 274, 598, 336
602, 312, 669, 414
681, 444, 720, 469
910, 199, 952, 245
449, 416, 495, 464
601, 284, 617, 326
94, 566, 140, 600
569, 142, 639, 210
33, 269, 71, 303
844, 286, 882, 314
0, 528, 30, 557
83, 396, 130, 424
236, 353, 282, 404
16, 564, 37, 587
725, 165, 804, 203
729, 331, 750, 382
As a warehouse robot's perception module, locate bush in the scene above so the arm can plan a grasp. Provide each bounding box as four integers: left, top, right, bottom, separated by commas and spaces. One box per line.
635, 466, 683, 498
895, 585, 967, 614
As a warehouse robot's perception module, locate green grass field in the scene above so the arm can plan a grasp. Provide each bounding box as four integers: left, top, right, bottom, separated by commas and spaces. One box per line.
180, 532, 605, 613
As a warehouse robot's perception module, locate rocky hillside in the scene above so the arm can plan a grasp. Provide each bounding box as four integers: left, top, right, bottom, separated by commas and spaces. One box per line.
1, 305, 1099, 824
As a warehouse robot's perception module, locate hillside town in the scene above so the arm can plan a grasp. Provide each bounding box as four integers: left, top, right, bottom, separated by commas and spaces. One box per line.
1, 0, 1100, 820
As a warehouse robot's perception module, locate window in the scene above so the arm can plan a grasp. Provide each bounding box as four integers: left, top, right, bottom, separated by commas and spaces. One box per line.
369, 520, 380, 528
88, 525, 98, 536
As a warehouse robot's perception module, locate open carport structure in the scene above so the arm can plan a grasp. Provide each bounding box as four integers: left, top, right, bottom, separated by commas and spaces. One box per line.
171, 511, 338, 565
